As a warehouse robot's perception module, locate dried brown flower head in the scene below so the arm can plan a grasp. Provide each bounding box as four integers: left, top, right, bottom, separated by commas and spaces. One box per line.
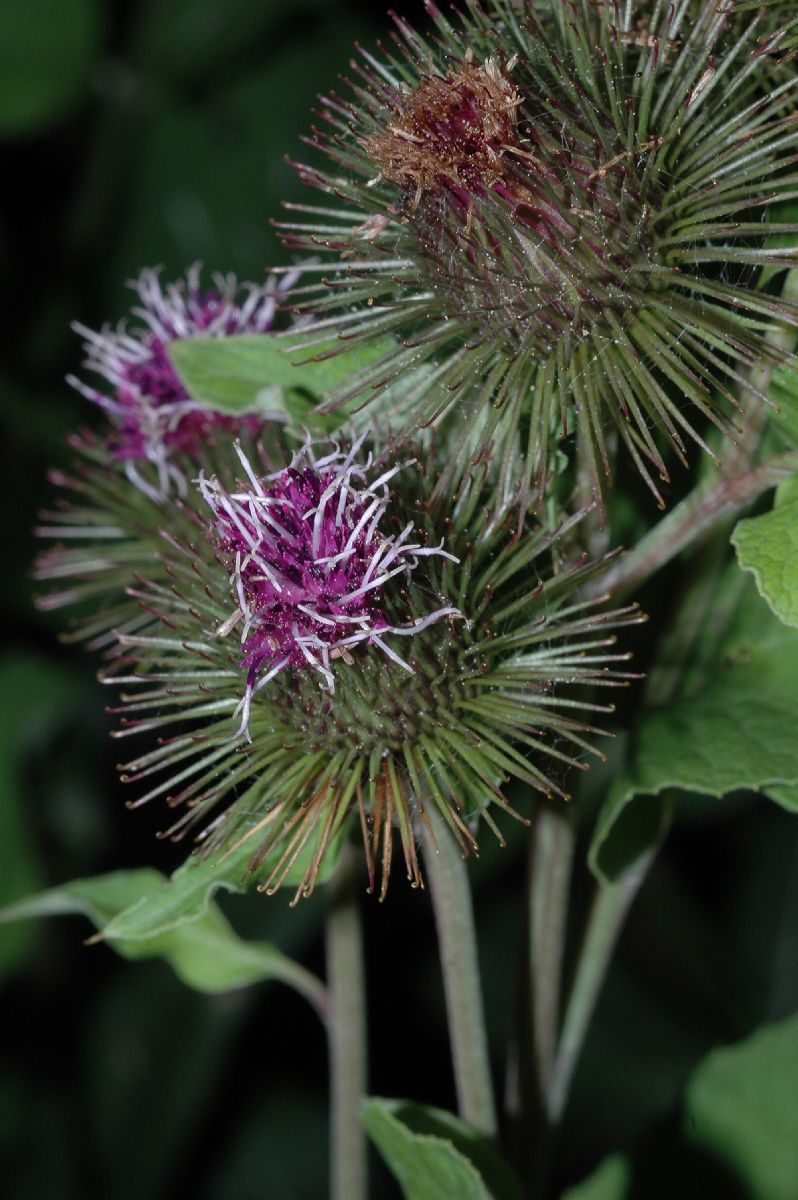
363, 56, 521, 207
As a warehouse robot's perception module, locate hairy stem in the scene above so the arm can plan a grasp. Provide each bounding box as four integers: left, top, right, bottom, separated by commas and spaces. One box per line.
589, 450, 798, 601
528, 803, 575, 1104
547, 843, 659, 1124
326, 846, 368, 1200
424, 805, 498, 1136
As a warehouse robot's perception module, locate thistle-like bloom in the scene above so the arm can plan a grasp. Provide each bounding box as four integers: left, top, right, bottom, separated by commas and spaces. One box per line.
198, 435, 460, 733
68, 263, 296, 499
34, 264, 304, 649
281, 0, 798, 505
106, 437, 643, 902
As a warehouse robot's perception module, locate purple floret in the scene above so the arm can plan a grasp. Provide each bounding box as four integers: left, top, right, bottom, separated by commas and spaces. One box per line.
68, 263, 301, 499
199, 436, 461, 738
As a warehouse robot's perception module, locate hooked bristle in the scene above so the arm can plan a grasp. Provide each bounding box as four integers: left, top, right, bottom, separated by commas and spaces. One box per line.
279, 0, 798, 509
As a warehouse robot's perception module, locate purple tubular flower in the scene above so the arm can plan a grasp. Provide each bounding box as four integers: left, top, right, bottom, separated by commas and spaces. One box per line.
198, 434, 461, 738
67, 263, 301, 499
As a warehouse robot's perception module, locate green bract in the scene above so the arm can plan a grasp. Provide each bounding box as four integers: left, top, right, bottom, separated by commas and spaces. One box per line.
33, 425, 287, 652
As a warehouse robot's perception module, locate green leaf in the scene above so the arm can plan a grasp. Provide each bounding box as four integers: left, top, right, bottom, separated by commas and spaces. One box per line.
732, 475, 798, 629
97, 816, 348, 942
168, 332, 395, 419
764, 783, 798, 812
370, 1101, 522, 1200
0, 868, 164, 929
560, 1154, 630, 1200
770, 362, 798, 447
685, 1014, 798, 1199
0, 868, 325, 1002
362, 1097, 516, 1200
99, 844, 259, 941
589, 786, 672, 883
0, 0, 101, 136
590, 579, 798, 881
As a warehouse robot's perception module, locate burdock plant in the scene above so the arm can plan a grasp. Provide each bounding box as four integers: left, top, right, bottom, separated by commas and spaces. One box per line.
6, 3, 798, 1200
282, 0, 798, 504
105, 433, 641, 902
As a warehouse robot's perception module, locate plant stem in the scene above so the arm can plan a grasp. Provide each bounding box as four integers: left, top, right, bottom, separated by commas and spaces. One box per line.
423, 804, 498, 1136
589, 450, 798, 601
593, 268, 798, 602
544, 541, 718, 1129
326, 845, 368, 1200
272, 957, 330, 1025
547, 842, 659, 1124
545, 390, 777, 1125
542, 331, 789, 1129
527, 802, 575, 1104
536, 272, 798, 1143
545, 510, 727, 1125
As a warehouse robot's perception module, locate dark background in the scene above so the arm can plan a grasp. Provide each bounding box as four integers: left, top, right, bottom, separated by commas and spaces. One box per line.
2, 2, 798, 1197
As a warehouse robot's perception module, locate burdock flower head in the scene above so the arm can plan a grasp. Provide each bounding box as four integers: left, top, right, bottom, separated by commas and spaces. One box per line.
107, 433, 643, 902
281, 0, 798, 504
68, 263, 297, 499
198, 434, 461, 733
34, 265, 298, 649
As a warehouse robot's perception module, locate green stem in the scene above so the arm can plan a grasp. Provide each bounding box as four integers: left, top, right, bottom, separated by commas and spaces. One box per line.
423, 805, 498, 1136
589, 450, 798, 601
326, 846, 368, 1200
272, 956, 329, 1026
537, 263, 798, 1144
547, 842, 660, 1124
544, 530, 720, 1128
593, 268, 798, 602
545, 389, 778, 1125
543, 321, 790, 1128
528, 803, 575, 1104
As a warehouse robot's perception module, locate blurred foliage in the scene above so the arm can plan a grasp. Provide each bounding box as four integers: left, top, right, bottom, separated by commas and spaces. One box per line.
0, 0, 102, 137
2, 1, 798, 1198
685, 1013, 798, 1200
0, 653, 83, 980
561, 1155, 629, 1200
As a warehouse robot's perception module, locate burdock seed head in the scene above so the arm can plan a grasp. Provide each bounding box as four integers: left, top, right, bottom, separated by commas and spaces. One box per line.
279, 0, 798, 507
